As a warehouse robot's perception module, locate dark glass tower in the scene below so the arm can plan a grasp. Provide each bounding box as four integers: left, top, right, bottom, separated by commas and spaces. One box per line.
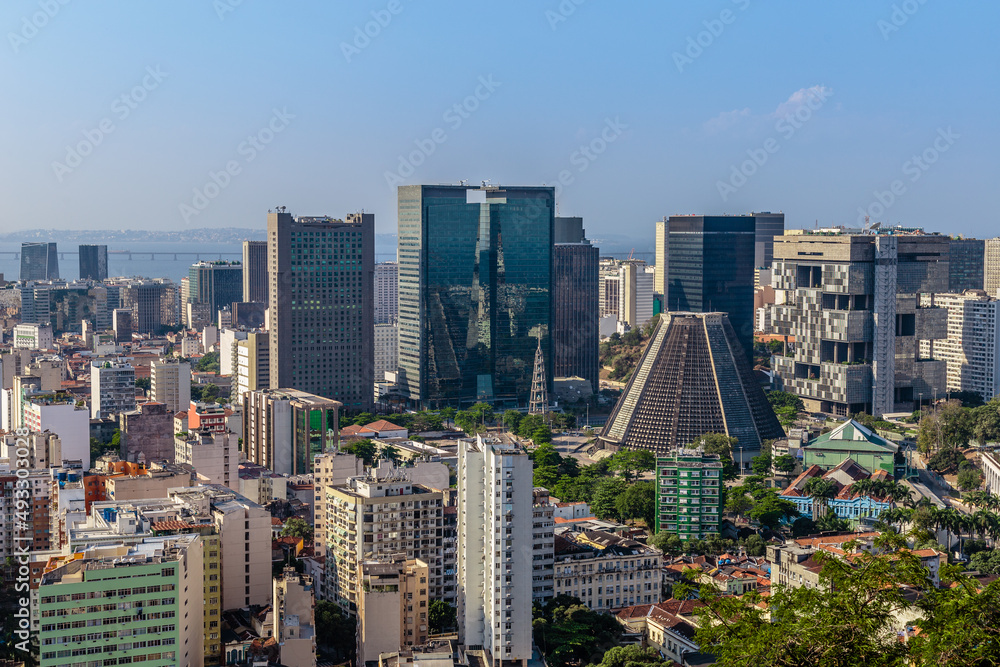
188, 261, 243, 316
268, 210, 374, 411
553, 217, 599, 392
20, 242, 59, 281
242, 240, 268, 303
667, 215, 755, 362
752, 211, 785, 268
79, 244, 108, 281
949, 238, 985, 292
397, 184, 554, 408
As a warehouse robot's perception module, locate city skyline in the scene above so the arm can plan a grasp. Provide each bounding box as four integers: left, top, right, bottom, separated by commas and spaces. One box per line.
2, 2, 998, 239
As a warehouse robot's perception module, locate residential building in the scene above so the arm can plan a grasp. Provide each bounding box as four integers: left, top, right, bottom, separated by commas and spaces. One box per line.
242, 240, 268, 304
20, 392, 90, 469
654, 217, 668, 296
457, 435, 533, 667
374, 323, 398, 381
620, 261, 654, 329
375, 261, 399, 324
151, 358, 191, 413
771, 232, 950, 415
91, 359, 136, 418
532, 504, 555, 602
268, 210, 375, 411
600, 259, 623, 317
112, 307, 133, 343
357, 557, 430, 665
312, 451, 364, 553
986, 238, 1000, 298
654, 449, 723, 541
218, 328, 249, 376
800, 419, 904, 478
781, 459, 893, 523
552, 530, 663, 611
188, 261, 243, 317
324, 462, 444, 610
234, 331, 270, 403
78, 244, 108, 281
616, 602, 700, 666
174, 430, 238, 489
187, 401, 229, 433
554, 217, 600, 392
13, 323, 53, 350
20, 242, 59, 281
920, 291, 1000, 402
397, 184, 554, 409
666, 215, 756, 362
1, 430, 62, 469
120, 402, 176, 464
273, 567, 317, 667
950, 238, 985, 292
243, 388, 340, 475
37, 535, 204, 667
599, 312, 784, 465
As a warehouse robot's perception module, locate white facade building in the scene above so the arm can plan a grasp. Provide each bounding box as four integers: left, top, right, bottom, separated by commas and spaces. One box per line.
13, 323, 53, 350
91, 359, 136, 418
151, 358, 192, 413
375, 261, 398, 324
374, 323, 398, 382
457, 435, 533, 667
174, 431, 239, 489
921, 291, 1000, 402
218, 328, 249, 376
23, 399, 90, 469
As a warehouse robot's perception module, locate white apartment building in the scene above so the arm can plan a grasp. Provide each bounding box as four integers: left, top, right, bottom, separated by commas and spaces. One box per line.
218, 328, 249, 376
90, 359, 136, 418
375, 261, 398, 324
13, 323, 53, 350
532, 504, 555, 602
374, 323, 398, 382
312, 451, 364, 554
22, 398, 90, 469
457, 435, 533, 667
552, 530, 663, 611
234, 332, 269, 404
151, 358, 191, 413
921, 291, 1000, 402
986, 238, 1000, 298
174, 431, 239, 489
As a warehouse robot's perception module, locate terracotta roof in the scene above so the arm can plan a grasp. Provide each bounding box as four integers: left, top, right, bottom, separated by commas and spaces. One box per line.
152, 520, 195, 531
793, 531, 880, 549
341, 424, 376, 436
365, 419, 406, 432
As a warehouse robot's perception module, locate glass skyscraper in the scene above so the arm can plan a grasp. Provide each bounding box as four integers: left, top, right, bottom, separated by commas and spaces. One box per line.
666, 215, 755, 362
78, 244, 108, 281
20, 242, 59, 281
397, 185, 554, 408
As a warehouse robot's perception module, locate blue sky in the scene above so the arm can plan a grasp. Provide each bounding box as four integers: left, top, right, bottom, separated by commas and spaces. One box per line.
1, 0, 997, 245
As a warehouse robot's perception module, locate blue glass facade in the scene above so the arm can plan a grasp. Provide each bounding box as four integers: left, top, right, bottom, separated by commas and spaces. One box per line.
398, 185, 554, 408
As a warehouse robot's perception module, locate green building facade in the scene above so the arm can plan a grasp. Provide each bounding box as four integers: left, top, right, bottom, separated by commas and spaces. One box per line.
655, 450, 723, 540
801, 419, 903, 478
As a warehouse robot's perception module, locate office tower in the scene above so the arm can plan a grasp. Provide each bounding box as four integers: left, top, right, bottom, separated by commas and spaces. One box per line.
118, 279, 179, 333
457, 435, 533, 667
273, 568, 318, 667
655, 450, 724, 540
12, 322, 53, 349
112, 307, 132, 343
119, 402, 175, 463
949, 238, 985, 292
620, 262, 654, 329
242, 240, 268, 303
667, 215, 756, 362
243, 388, 341, 475
174, 431, 239, 488
553, 216, 599, 391
47, 283, 110, 334
921, 291, 1000, 403
357, 557, 430, 664
188, 260, 243, 315
324, 463, 445, 609
374, 322, 398, 381
654, 217, 668, 296
151, 358, 191, 412
79, 243, 108, 280
268, 210, 375, 411
601, 272, 621, 317
38, 536, 204, 667
375, 261, 399, 324
233, 331, 270, 403
984, 238, 1000, 297
772, 232, 950, 415
397, 184, 555, 408
752, 211, 785, 268
599, 312, 784, 468
20, 241, 59, 280
91, 359, 136, 418
231, 301, 267, 328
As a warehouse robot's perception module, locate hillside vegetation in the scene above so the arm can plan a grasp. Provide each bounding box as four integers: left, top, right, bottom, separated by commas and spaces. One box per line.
599, 316, 658, 382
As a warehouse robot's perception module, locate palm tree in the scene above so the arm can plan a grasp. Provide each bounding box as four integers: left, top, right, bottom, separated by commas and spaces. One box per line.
804, 477, 838, 522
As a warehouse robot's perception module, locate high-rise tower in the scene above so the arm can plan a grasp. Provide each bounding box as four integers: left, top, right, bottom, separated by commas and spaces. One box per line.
242, 240, 268, 303
79, 244, 108, 281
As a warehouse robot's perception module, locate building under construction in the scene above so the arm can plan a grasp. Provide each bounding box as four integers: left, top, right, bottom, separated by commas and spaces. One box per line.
599, 312, 784, 470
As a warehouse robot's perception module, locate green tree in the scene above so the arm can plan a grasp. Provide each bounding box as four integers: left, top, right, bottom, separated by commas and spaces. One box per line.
591, 478, 629, 521
609, 449, 656, 482
773, 454, 797, 478
439, 406, 457, 426
379, 444, 402, 466
195, 351, 220, 373
280, 517, 313, 542
315, 600, 356, 662
791, 516, 819, 537
957, 466, 983, 491
766, 390, 805, 412
517, 414, 545, 438
594, 645, 672, 667
135, 377, 151, 393
531, 427, 553, 445
502, 409, 523, 433
747, 489, 799, 529
744, 533, 766, 556
649, 530, 684, 556
615, 481, 656, 527
533, 598, 624, 667
352, 411, 376, 426
752, 453, 772, 477
927, 446, 965, 474
343, 439, 377, 466
534, 465, 561, 489
469, 402, 494, 425
696, 432, 740, 480
428, 600, 456, 633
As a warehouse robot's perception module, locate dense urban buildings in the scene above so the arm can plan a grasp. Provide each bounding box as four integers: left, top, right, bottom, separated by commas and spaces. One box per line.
117, 279, 179, 334
20, 241, 59, 280
553, 216, 600, 391
268, 209, 375, 411
552, 530, 664, 610
654, 449, 724, 540
78, 243, 108, 281
375, 260, 399, 324
151, 358, 191, 413
600, 312, 783, 466
188, 260, 243, 316
921, 290, 1000, 402
665, 215, 756, 362
771, 232, 951, 415
90, 358, 137, 418
242, 387, 341, 474
242, 239, 268, 303
397, 184, 555, 409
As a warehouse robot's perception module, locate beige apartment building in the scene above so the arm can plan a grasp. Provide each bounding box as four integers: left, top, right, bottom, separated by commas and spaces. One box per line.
357, 557, 430, 665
